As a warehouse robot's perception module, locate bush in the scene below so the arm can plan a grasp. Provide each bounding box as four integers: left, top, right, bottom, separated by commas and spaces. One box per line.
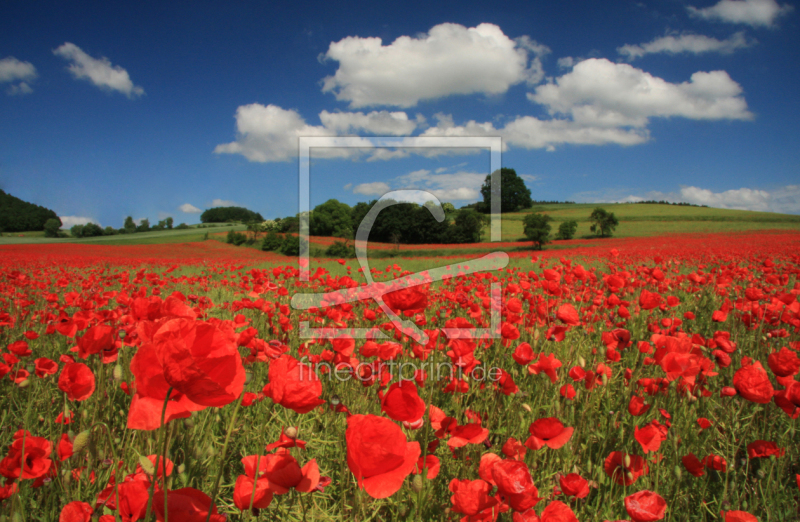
261, 231, 283, 252
555, 220, 578, 240
589, 208, 619, 238
43, 218, 62, 238
280, 234, 300, 256
103, 226, 118, 236
523, 212, 552, 250
449, 209, 486, 243
175, 223, 190, 230
226, 230, 247, 246
325, 240, 356, 258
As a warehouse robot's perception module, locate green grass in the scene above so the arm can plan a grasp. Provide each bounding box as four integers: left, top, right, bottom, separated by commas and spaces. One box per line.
0, 224, 247, 245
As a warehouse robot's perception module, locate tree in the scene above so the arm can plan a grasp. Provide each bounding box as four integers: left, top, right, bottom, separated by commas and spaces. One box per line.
589, 208, 619, 238
165, 217, 173, 229
450, 209, 486, 243
44, 218, 62, 238
479, 168, 532, 213
261, 231, 283, 251
124, 216, 136, 234
523, 212, 552, 250
310, 199, 353, 238
555, 220, 578, 240
70, 224, 85, 238
81, 223, 104, 237
201, 206, 264, 223
136, 219, 150, 233
0, 189, 60, 232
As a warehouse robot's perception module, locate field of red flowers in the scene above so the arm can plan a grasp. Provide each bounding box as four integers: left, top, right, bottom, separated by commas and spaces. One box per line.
0, 231, 799, 521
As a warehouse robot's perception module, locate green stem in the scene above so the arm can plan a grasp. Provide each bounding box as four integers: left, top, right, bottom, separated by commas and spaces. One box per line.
206, 391, 245, 522
145, 386, 173, 522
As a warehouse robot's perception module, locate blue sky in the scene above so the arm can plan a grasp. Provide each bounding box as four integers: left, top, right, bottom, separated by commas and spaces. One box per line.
1, 0, 798, 229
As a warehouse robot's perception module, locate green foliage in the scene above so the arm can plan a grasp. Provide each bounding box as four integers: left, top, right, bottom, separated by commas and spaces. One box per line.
280, 234, 300, 256
479, 167, 532, 213
555, 220, 578, 240
175, 223, 189, 230
450, 209, 487, 243
136, 218, 150, 233
0, 189, 60, 232
523, 212, 552, 250
81, 222, 104, 237
70, 224, 84, 238
261, 231, 283, 251
201, 206, 264, 223
226, 230, 247, 246
165, 217, 173, 229
310, 199, 353, 238
325, 240, 356, 258
43, 218, 62, 238
589, 207, 619, 237
123, 216, 136, 234
278, 216, 299, 233
103, 226, 117, 236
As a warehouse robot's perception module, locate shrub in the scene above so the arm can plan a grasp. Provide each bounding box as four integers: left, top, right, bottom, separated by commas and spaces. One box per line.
261, 231, 283, 252
325, 240, 356, 258
523, 212, 552, 250
175, 223, 190, 230
280, 234, 301, 256
556, 220, 578, 240
43, 218, 62, 238
589, 208, 619, 238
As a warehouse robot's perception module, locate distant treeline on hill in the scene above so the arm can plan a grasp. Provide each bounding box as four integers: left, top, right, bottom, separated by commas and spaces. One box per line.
0, 189, 60, 232
629, 200, 707, 207
201, 206, 264, 223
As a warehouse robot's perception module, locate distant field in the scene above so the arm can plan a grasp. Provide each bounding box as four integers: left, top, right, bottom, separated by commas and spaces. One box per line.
0, 223, 246, 245
490, 203, 800, 241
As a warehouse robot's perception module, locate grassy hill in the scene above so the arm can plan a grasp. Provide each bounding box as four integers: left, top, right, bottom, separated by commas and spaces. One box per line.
493, 203, 800, 241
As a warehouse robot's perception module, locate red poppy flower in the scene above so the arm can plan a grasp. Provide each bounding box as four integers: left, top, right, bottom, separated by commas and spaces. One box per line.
526, 418, 573, 450
8, 341, 31, 357
625, 490, 666, 521
634, 423, 666, 454
152, 487, 226, 522
639, 290, 663, 310
152, 318, 245, 408
59, 501, 93, 522
448, 478, 498, 517
233, 475, 273, 510
702, 455, 727, 472
0, 431, 52, 480
682, 453, 705, 477
556, 304, 580, 326
746, 440, 785, 459
58, 362, 95, 401
513, 343, 534, 365
768, 347, 800, 378
263, 354, 325, 414
502, 438, 527, 461
528, 353, 562, 383
560, 384, 576, 400
261, 452, 319, 494
604, 452, 648, 485
381, 380, 425, 423
448, 422, 489, 448
34, 357, 58, 378
383, 286, 428, 316
346, 414, 420, 499
266, 427, 307, 452
628, 396, 650, 417
413, 455, 440, 479
540, 500, 578, 521
559, 473, 589, 499
77, 324, 115, 360
491, 459, 541, 511
724, 512, 758, 522
733, 361, 774, 404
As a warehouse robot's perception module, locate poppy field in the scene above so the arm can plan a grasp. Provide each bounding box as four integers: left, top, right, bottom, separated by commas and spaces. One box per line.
1, 231, 799, 522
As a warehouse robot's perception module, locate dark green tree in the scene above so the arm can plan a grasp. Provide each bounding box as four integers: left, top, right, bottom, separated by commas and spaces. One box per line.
523, 212, 552, 250
44, 218, 62, 238
450, 209, 486, 243
70, 224, 85, 238
165, 217, 173, 229
136, 219, 150, 233
0, 189, 60, 232
123, 216, 136, 234
479, 168, 532, 213
280, 234, 300, 256
310, 199, 354, 238
82, 223, 104, 237
201, 206, 264, 223
555, 220, 578, 240
589, 208, 619, 238
261, 231, 283, 251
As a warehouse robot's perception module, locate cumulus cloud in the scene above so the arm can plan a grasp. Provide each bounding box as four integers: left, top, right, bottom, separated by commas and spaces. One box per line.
319, 110, 423, 135
321, 23, 549, 108
0, 56, 37, 95
618, 32, 753, 60
529, 58, 753, 127
574, 185, 800, 214
53, 43, 144, 98
352, 182, 391, 196
179, 203, 202, 213
211, 199, 237, 207
687, 0, 793, 27
59, 216, 100, 228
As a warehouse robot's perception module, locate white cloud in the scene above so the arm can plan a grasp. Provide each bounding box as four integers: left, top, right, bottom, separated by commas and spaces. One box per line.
53, 43, 144, 98
618, 32, 753, 60
318, 110, 422, 135
211, 199, 237, 207
179, 203, 202, 213
0, 56, 37, 83
529, 58, 753, 127
0, 56, 37, 95
59, 216, 99, 229
688, 0, 793, 26
573, 185, 800, 214
352, 182, 391, 196
321, 23, 549, 108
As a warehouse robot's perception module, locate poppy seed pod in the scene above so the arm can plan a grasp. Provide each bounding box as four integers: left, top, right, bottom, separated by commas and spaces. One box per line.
72, 430, 91, 454
112, 363, 123, 382
285, 426, 298, 439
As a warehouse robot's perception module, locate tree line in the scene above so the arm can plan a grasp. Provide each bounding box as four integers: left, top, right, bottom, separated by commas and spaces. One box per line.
0, 189, 60, 233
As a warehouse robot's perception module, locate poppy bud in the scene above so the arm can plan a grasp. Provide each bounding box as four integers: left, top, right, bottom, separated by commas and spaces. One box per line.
112, 364, 123, 382
625, 471, 635, 482
623, 454, 631, 469
18, 379, 30, 388
674, 466, 682, 480
177, 463, 186, 474
522, 403, 532, 413
411, 475, 424, 493
245, 371, 253, 384
577, 356, 586, 368
81, 409, 88, 420
285, 426, 298, 439
601, 373, 608, 386
139, 455, 156, 475
73, 430, 92, 454
183, 418, 195, 429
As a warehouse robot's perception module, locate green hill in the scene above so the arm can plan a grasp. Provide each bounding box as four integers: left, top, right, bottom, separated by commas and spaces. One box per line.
0, 189, 60, 233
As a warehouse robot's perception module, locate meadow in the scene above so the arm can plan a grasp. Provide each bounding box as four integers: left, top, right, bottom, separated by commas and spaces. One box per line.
0, 208, 798, 522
